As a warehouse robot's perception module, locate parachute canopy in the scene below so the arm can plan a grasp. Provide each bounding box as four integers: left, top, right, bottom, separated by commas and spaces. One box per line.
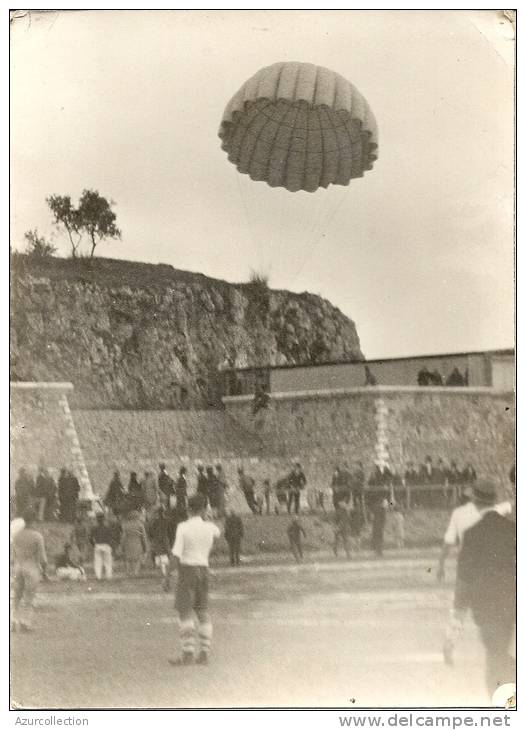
219, 62, 378, 193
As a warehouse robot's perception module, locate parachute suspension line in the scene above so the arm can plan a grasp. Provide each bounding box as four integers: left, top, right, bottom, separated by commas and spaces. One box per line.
287, 187, 348, 290
235, 171, 260, 277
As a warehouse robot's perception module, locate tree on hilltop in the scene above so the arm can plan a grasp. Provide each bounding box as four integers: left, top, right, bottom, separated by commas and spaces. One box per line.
46, 189, 121, 258
46, 194, 83, 258
78, 189, 121, 258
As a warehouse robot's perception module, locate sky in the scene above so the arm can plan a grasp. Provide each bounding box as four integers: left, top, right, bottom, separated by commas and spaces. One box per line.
10, 9, 515, 359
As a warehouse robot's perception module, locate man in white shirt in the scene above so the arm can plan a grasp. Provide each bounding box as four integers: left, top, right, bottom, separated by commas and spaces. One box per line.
437, 480, 511, 665
169, 493, 221, 666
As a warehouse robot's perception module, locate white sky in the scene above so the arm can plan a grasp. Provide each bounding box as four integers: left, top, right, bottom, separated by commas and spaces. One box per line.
10, 9, 515, 359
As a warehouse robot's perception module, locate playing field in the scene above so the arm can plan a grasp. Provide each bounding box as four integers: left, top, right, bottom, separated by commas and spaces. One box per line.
10, 553, 489, 709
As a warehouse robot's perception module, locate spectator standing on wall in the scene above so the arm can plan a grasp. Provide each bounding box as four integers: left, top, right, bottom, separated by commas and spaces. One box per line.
446, 367, 465, 386
34, 467, 57, 522
430, 369, 444, 386
417, 367, 432, 386
105, 470, 126, 517
14, 468, 35, 516
158, 463, 176, 507
364, 365, 377, 386
224, 509, 244, 566
462, 463, 477, 483
237, 467, 260, 515
287, 462, 307, 515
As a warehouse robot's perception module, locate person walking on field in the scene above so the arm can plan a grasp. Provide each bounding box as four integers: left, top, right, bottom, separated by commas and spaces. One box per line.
148, 504, 173, 591
437, 480, 512, 666
122, 510, 148, 576
224, 510, 244, 566
287, 517, 306, 563
455, 483, 515, 698
169, 494, 221, 666
11, 508, 48, 632
89, 512, 116, 581
238, 467, 260, 514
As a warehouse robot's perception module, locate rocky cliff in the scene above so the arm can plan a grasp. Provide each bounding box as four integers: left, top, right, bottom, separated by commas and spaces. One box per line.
10, 255, 363, 409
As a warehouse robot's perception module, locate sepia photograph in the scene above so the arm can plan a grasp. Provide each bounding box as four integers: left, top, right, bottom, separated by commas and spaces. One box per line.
9, 8, 516, 712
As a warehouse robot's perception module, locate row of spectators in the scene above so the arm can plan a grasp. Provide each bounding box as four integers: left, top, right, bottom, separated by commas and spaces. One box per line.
13, 467, 81, 523
417, 366, 467, 387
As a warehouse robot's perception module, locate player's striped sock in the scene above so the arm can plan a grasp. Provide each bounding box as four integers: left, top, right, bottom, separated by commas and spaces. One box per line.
179, 617, 196, 656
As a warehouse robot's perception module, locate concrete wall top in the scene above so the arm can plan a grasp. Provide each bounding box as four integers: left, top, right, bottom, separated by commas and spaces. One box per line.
223, 385, 514, 405
10, 381, 74, 391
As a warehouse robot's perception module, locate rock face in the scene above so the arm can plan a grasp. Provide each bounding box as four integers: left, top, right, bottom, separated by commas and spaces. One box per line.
10, 255, 363, 408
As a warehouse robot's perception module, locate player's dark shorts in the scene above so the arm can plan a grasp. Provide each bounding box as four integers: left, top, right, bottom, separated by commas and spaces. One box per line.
175, 564, 209, 614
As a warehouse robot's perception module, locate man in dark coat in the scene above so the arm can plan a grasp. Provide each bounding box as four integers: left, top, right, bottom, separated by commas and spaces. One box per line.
238, 468, 259, 514
14, 468, 35, 516
196, 464, 209, 507
417, 367, 431, 386
104, 470, 126, 516
224, 510, 244, 566
287, 463, 307, 515
446, 367, 465, 386
158, 463, 176, 506
455, 484, 515, 698
58, 469, 80, 523
34, 467, 57, 522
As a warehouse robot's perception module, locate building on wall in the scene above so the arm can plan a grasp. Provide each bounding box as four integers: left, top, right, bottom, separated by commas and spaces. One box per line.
220, 348, 514, 398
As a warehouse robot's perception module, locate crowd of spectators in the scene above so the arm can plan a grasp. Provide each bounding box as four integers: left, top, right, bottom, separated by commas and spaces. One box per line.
13, 466, 81, 524
417, 366, 468, 387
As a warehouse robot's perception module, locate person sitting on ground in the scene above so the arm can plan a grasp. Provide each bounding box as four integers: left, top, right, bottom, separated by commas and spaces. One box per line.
55, 542, 86, 581
122, 510, 148, 577
224, 510, 244, 566
287, 517, 306, 563
446, 367, 465, 386
69, 513, 91, 565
